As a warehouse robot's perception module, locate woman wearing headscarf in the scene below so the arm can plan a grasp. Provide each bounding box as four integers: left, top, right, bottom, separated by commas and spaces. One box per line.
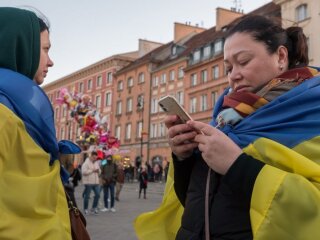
0, 7, 75, 239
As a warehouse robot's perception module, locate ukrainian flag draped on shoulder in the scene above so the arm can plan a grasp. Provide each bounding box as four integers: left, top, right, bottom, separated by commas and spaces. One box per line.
217, 66, 320, 240
135, 67, 320, 240
0, 68, 71, 240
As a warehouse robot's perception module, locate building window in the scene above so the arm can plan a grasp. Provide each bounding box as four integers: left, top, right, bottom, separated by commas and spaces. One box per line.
107, 72, 113, 84
203, 45, 211, 59
200, 94, 208, 111
201, 69, 208, 83
115, 125, 121, 140
95, 95, 101, 108
191, 73, 197, 86
137, 95, 144, 111
87, 79, 92, 90
211, 91, 217, 108
190, 97, 197, 113
212, 65, 219, 79
105, 92, 112, 106
169, 70, 175, 81
172, 45, 177, 55
97, 75, 102, 87
193, 49, 201, 63
152, 76, 158, 87
125, 123, 131, 140
60, 127, 65, 140
126, 98, 133, 113
79, 82, 84, 93
127, 77, 133, 88
160, 73, 166, 84
55, 107, 59, 120
159, 123, 166, 137
116, 101, 122, 115
296, 4, 308, 22
178, 66, 184, 79
117, 80, 123, 91
151, 98, 158, 113
67, 124, 72, 140
137, 121, 142, 138
138, 72, 145, 83
150, 123, 157, 138
176, 91, 184, 105
214, 39, 223, 55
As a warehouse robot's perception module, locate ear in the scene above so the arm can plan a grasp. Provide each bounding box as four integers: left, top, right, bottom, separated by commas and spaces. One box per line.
277, 45, 289, 70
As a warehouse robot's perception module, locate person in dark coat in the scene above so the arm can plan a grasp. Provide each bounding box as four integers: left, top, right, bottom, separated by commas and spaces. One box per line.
138, 166, 148, 199
100, 155, 118, 212
164, 15, 318, 240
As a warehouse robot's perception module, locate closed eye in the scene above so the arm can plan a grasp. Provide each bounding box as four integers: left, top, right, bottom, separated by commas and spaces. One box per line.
225, 67, 232, 75
239, 60, 249, 66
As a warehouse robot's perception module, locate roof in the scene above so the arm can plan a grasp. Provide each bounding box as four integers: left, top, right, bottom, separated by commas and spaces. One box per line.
114, 42, 173, 76
163, 2, 281, 66
43, 51, 138, 88
116, 2, 281, 75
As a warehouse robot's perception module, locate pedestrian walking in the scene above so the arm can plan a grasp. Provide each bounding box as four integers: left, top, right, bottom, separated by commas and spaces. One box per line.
115, 162, 125, 201
100, 155, 118, 212
138, 166, 148, 199
81, 151, 101, 215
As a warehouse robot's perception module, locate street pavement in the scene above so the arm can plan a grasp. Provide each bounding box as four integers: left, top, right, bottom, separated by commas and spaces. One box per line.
75, 182, 165, 240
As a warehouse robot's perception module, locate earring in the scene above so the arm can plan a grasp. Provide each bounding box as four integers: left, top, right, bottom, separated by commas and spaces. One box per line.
279, 65, 283, 71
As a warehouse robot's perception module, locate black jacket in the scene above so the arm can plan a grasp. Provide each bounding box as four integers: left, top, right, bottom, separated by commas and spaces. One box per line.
173, 152, 264, 240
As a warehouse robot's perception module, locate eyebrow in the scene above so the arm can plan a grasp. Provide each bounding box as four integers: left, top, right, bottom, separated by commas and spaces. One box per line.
224, 50, 252, 63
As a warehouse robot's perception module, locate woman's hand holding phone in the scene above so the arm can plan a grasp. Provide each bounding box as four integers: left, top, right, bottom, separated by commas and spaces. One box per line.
164, 115, 199, 160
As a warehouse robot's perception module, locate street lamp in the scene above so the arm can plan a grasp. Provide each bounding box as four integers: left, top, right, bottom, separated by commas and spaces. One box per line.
136, 95, 144, 172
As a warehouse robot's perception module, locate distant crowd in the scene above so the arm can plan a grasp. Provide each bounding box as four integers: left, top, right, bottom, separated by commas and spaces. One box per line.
60, 151, 169, 215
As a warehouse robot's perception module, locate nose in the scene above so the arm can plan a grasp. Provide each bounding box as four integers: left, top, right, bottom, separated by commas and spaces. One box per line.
228, 66, 242, 83
48, 56, 54, 67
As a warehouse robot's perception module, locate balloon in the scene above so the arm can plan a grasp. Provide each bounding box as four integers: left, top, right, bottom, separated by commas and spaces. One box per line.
55, 87, 122, 155
55, 88, 78, 110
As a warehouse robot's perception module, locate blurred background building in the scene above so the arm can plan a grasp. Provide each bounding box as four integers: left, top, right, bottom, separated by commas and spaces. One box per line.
43, 0, 318, 180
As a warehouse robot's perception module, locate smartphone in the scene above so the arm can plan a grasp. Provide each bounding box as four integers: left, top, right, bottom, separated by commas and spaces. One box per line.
158, 95, 192, 123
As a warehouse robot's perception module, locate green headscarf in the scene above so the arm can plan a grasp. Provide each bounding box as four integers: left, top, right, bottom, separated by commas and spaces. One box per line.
0, 7, 40, 79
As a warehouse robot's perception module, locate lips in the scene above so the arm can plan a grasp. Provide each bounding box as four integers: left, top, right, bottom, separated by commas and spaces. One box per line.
234, 85, 250, 92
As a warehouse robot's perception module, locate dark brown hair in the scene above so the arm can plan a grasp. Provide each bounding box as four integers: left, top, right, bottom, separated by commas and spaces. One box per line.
91, 151, 98, 156
226, 15, 309, 69
38, 17, 49, 32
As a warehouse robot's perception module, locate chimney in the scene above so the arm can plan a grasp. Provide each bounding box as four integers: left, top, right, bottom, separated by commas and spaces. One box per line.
215, 7, 244, 31
138, 39, 163, 57
174, 22, 206, 42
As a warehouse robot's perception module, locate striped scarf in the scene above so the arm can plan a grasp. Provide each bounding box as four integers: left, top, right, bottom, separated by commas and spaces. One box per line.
216, 67, 320, 127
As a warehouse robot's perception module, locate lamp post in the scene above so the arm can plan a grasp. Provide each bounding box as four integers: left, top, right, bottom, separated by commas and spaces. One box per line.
136, 96, 144, 178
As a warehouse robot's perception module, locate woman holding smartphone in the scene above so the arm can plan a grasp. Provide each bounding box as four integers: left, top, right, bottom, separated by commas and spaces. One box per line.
165, 15, 320, 240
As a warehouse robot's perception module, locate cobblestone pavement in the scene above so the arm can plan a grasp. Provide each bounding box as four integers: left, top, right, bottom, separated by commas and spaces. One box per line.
75, 182, 165, 240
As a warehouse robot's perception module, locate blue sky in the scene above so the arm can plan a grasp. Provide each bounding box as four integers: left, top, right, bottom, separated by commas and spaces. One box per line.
1, 0, 272, 84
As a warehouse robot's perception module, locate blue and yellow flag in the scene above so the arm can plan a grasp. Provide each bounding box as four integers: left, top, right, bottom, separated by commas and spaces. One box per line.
0, 69, 71, 240
135, 68, 320, 240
